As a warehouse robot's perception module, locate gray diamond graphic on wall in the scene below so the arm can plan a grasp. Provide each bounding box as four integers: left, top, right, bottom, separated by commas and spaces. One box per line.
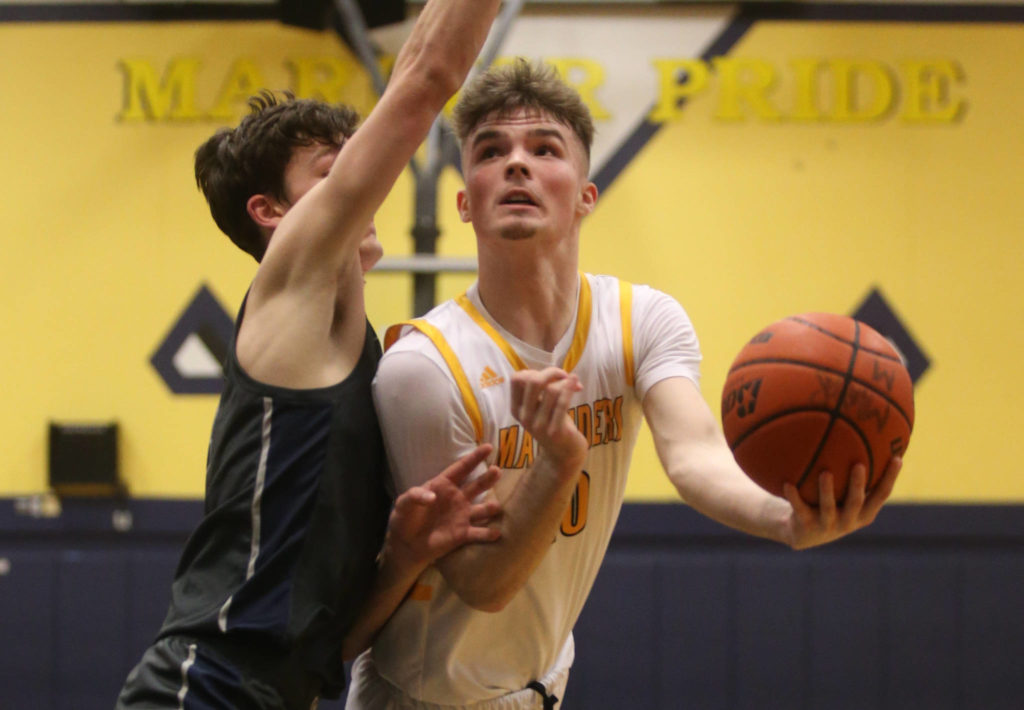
151, 284, 233, 395
851, 288, 930, 384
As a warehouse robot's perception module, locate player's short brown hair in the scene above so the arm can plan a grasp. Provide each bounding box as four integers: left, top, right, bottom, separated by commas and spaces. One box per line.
194, 91, 359, 262
452, 59, 594, 165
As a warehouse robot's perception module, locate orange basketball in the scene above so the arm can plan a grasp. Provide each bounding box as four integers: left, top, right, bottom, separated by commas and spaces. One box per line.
721, 313, 914, 504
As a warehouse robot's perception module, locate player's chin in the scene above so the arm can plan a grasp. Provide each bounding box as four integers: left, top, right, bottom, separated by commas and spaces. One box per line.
498, 223, 538, 241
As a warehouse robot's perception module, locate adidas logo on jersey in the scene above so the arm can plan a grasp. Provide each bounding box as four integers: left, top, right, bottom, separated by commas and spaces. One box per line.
480, 366, 505, 389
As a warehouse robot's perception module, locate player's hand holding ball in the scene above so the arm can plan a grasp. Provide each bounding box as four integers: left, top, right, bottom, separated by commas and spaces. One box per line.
721, 313, 914, 506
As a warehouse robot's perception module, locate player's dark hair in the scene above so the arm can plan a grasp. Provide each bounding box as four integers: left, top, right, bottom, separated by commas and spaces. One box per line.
452, 59, 595, 165
194, 90, 360, 262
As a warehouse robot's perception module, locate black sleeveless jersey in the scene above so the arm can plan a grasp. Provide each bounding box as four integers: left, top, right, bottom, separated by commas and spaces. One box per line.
157, 302, 392, 698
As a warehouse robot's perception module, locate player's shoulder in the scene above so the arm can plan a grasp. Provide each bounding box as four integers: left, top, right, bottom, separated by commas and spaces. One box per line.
585, 272, 683, 311
584, 272, 629, 291
376, 330, 453, 397
381, 298, 465, 365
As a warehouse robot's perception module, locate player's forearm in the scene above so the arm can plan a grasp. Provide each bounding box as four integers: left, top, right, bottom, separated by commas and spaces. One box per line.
391, 0, 502, 108
279, 0, 501, 278
439, 453, 584, 612
645, 378, 792, 545
340, 544, 429, 660
667, 441, 791, 545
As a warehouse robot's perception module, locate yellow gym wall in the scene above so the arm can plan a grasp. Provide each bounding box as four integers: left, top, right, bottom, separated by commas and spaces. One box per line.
1, 8, 1021, 501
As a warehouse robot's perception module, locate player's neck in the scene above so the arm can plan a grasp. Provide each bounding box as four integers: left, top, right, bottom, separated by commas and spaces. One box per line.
477, 251, 579, 351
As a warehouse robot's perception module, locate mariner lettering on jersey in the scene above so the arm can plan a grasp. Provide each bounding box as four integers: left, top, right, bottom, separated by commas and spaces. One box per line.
498, 396, 624, 470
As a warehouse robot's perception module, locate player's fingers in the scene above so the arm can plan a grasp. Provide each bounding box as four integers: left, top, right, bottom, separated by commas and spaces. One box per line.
862, 456, 901, 519
395, 486, 436, 512
512, 364, 569, 403
786, 479, 811, 512
462, 466, 501, 500
528, 369, 563, 405
535, 380, 565, 433
510, 371, 547, 421
521, 381, 554, 430
546, 377, 582, 437
782, 482, 811, 521
469, 500, 502, 525
464, 525, 502, 543
534, 367, 571, 383
509, 371, 529, 414
839, 464, 868, 526
441, 444, 494, 486
511, 370, 557, 410
533, 380, 556, 419
816, 472, 838, 526
875, 456, 901, 497
535, 374, 576, 429
511, 374, 542, 423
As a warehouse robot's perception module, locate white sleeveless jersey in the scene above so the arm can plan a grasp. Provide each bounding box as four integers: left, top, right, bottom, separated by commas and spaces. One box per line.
366, 273, 700, 706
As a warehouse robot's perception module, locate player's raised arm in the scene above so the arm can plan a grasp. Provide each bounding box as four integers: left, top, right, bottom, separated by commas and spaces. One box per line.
238, 0, 502, 388
263, 0, 500, 279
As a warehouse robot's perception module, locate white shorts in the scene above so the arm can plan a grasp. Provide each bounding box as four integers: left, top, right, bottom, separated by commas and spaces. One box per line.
344, 651, 571, 710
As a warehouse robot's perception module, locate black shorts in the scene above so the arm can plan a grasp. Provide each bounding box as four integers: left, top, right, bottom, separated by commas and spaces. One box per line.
116, 635, 321, 710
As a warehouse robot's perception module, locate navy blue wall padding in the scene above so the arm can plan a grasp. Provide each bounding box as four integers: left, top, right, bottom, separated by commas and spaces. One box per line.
3, 500, 1024, 710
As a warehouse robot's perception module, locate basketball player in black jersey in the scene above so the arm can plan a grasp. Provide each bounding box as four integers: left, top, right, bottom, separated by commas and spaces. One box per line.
116, 1, 504, 708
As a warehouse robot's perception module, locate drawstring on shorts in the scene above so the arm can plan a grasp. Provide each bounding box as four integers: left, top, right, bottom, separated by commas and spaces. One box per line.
526, 680, 559, 709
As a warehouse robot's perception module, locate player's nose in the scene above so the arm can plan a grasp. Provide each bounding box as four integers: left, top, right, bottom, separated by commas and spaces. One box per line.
504, 148, 531, 178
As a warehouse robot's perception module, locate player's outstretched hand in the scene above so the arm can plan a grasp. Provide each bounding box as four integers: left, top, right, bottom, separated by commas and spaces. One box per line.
509, 368, 588, 466
386, 444, 503, 569
782, 456, 902, 550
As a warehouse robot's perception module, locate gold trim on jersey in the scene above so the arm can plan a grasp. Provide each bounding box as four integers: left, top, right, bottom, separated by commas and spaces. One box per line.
455, 272, 594, 374
563, 273, 593, 374
455, 294, 528, 371
619, 280, 635, 388
384, 319, 486, 442
383, 274, 637, 445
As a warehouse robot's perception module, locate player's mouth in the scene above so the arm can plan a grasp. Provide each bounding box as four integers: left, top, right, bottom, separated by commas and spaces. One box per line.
499, 190, 539, 208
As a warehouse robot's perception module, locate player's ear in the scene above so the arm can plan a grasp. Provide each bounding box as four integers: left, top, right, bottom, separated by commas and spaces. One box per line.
576, 181, 598, 218
457, 190, 472, 223
247, 193, 286, 229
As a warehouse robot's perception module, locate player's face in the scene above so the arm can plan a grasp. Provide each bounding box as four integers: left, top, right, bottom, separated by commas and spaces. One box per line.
281, 140, 341, 206
457, 109, 596, 242
278, 138, 382, 273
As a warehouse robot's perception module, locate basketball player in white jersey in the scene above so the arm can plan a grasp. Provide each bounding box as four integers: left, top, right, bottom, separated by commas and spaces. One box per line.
346, 60, 902, 709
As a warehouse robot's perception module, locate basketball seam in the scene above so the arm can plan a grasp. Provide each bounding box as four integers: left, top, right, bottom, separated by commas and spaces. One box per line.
727, 405, 836, 451
796, 321, 864, 491
730, 409, 878, 490
725, 359, 913, 427
729, 348, 902, 370
787, 316, 903, 362
786, 316, 859, 346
